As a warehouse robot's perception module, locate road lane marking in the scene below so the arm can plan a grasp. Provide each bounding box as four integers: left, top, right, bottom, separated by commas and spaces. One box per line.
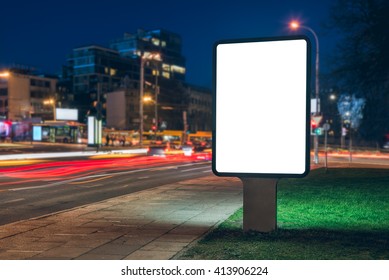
179, 166, 210, 172
3, 198, 25, 204
80, 184, 103, 188
9, 168, 154, 191
150, 166, 178, 171
68, 175, 113, 185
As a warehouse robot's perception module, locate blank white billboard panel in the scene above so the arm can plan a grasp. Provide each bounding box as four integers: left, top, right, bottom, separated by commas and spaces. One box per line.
213, 36, 310, 177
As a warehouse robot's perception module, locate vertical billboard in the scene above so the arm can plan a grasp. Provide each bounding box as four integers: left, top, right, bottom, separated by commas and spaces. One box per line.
87, 116, 102, 146
33, 126, 42, 141
213, 36, 311, 178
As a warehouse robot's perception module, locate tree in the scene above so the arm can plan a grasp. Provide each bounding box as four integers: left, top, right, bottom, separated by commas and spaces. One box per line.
326, 0, 389, 145
337, 94, 365, 129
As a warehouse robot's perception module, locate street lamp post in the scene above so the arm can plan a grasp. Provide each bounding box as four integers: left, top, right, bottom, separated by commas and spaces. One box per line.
139, 57, 145, 147
290, 21, 320, 164
154, 65, 159, 140
139, 52, 161, 147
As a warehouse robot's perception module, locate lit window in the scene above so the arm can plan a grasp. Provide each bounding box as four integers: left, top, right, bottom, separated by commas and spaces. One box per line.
161, 41, 166, 47
151, 38, 160, 46
171, 65, 186, 74
162, 71, 170, 79
162, 63, 170, 71
110, 68, 117, 76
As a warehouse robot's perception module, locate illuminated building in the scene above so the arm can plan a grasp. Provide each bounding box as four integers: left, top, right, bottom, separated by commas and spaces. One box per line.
65, 29, 186, 129
110, 29, 186, 81
64, 28, 211, 131
186, 85, 212, 132
0, 68, 57, 121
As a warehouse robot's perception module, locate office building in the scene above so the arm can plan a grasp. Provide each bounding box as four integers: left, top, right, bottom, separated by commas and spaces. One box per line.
0, 68, 57, 121
66, 29, 189, 130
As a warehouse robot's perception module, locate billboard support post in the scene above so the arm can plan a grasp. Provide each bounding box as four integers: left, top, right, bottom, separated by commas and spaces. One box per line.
241, 178, 278, 232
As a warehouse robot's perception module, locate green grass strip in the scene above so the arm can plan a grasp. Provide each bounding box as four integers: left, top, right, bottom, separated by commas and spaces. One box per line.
180, 168, 389, 260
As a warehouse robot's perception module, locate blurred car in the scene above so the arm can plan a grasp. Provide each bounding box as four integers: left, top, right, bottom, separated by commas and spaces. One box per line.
381, 133, 389, 152
147, 145, 168, 156
382, 141, 389, 152
182, 145, 194, 156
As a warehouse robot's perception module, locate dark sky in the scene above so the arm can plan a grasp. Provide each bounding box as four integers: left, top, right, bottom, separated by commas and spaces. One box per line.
1, 0, 336, 88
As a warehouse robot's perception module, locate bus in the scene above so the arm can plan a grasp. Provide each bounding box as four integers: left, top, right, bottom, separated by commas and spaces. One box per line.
101, 128, 212, 149
33, 121, 87, 144
129, 130, 184, 148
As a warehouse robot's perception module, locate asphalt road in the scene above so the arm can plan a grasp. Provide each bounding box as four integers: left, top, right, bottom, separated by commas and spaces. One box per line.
0, 156, 212, 226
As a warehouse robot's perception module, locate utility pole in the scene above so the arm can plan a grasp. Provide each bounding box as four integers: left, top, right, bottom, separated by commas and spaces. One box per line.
139, 55, 145, 147
96, 82, 102, 152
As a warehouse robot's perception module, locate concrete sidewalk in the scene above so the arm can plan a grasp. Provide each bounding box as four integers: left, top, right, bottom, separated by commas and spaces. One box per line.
0, 175, 242, 260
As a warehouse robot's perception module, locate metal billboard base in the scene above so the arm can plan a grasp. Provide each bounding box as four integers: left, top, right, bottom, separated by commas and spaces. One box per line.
241, 178, 278, 233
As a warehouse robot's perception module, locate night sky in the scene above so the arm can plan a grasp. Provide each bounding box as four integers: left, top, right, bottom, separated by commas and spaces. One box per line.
1, 0, 336, 88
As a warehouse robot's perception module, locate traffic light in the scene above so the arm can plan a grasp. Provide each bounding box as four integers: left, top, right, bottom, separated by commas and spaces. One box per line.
151, 125, 156, 132
311, 119, 317, 135
310, 119, 323, 135
314, 127, 323, 135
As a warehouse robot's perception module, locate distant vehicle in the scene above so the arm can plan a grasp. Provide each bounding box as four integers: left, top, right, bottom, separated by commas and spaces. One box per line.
182, 145, 194, 156
147, 145, 168, 156
186, 131, 212, 151
381, 133, 389, 152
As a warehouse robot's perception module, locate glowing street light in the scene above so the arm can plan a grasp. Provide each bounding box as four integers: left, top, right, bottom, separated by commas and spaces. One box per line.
290, 21, 300, 30
289, 20, 320, 164
143, 96, 153, 103
0, 71, 10, 78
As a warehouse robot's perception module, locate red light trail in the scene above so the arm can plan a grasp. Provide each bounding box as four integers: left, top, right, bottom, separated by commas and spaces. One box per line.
0, 153, 212, 186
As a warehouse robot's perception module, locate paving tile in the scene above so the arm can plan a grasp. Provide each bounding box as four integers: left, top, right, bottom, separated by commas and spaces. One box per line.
140, 241, 188, 252
85, 243, 140, 256
119, 235, 157, 246
75, 253, 124, 260
28, 246, 92, 259
123, 250, 177, 260
155, 234, 198, 243
0, 250, 42, 260
62, 238, 109, 248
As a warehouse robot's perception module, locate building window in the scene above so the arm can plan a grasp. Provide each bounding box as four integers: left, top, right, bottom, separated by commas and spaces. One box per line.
151, 38, 160, 46
0, 88, 7, 96
171, 65, 186, 74
162, 71, 170, 79
162, 63, 170, 72
30, 90, 46, 98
